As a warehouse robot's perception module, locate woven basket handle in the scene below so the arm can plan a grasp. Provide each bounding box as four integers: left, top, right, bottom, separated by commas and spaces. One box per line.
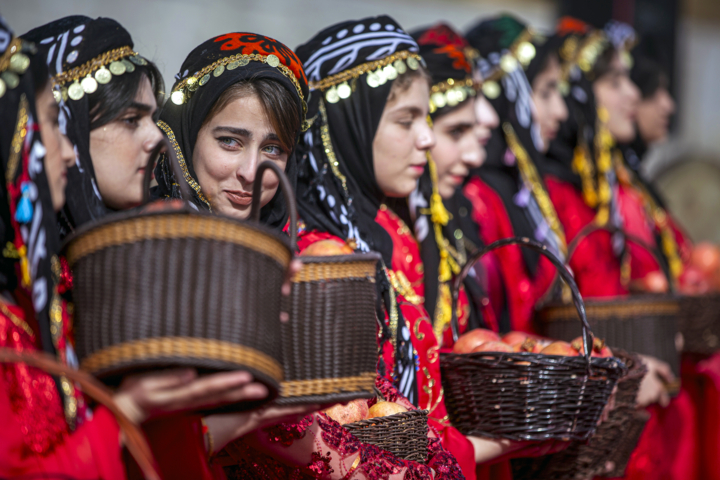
566, 223, 674, 292
0, 348, 160, 480
142, 137, 196, 206
249, 161, 298, 250
449, 237, 595, 366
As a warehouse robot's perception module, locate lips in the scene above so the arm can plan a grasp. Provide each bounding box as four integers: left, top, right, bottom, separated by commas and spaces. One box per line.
225, 190, 253, 206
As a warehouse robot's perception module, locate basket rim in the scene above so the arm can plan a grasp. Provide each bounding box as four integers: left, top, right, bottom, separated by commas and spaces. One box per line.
296, 251, 382, 264
343, 408, 429, 429
439, 350, 627, 372
61, 208, 292, 265
538, 294, 680, 321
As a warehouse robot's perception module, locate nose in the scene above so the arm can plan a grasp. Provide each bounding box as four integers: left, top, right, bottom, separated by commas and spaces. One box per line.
417, 118, 436, 150
476, 96, 500, 129
554, 92, 569, 122
145, 121, 165, 153
464, 130, 484, 169
59, 132, 75, 168
236, 150, 259, 185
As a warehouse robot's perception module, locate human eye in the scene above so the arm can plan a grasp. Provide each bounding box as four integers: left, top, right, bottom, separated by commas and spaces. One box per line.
217, 136, 241, 149
262, 144, 284, 156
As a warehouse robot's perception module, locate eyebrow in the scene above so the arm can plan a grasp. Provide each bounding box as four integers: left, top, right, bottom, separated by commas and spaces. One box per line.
213, 126, 252, 138
127, 101, 155, 113
393, 106, 425, 117
445, 121, 474, 130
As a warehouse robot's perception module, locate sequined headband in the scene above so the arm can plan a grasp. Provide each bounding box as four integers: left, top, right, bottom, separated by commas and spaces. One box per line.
308, 50, 426, 104
52, 45, 148, 102
480, 29, 538, 100
429, 77, 479, 114
170, 52, 306, 116
0, 38, 36, 99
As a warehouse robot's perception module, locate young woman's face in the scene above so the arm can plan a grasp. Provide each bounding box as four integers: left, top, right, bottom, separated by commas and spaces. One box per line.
636, 85, 675, 144
593, 53, 640, 143
373, 76, 435, 198
90, 76, 162, 210
531, 55, 568, 153
431, 99, 483, 199
36, 82, 74, 212
192, 93, 289, 220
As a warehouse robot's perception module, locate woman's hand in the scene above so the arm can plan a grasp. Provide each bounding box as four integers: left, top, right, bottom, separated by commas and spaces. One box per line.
468, 436, 570, 463
636, 354, 674, 407
204, 403, 321, 454
113, 369, 269, 424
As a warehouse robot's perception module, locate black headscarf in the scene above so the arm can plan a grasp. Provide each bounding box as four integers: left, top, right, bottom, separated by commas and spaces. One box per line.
154, 33, 308, 231
466, 14, 566, 275
23, 17, 153, 236
295, 15, 422, 403
0, 17, 71, 417
408, 23, 486, 341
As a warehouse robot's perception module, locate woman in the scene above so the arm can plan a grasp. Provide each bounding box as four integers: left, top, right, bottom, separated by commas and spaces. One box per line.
544, 18, 699, 480
22, 17, 290, 479
408, 22, 497, 347
0, 18, 267, 478
461, 14, 569, 333
294, 15, 565, 480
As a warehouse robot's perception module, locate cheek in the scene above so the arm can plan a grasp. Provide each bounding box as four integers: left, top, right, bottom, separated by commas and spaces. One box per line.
432, 136, 458, 176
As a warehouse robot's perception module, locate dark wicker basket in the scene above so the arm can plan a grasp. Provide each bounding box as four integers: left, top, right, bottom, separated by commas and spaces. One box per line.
344, 409, 429, 463
440, 237, 627, 442
677, 294, 720, 355
63, 160, 296, 412
511, 349, 649, 479
275, 253, 381, 405
537, 294, 680, 376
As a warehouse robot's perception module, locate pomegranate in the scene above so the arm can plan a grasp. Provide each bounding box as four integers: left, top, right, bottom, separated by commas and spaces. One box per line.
367, 401, 408, 419
300, 239, 354, 257
571, 336, 613, 358
513, 337, 542, 353
453, 328, 501, 354
470, 341, 514, 353
323, 399, 369, 425
540, 341, 580, 357
679, 265, 711, 295
631, 271, 669, 293
502, 331, 530, 347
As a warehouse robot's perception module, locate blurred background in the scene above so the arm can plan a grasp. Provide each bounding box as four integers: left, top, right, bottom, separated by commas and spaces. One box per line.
3, 0, 719, 242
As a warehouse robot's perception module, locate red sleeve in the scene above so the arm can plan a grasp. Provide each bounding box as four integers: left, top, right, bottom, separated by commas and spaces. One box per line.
463, 177, 556, 333
544, 176, 628, 298
0, 374, 126, 480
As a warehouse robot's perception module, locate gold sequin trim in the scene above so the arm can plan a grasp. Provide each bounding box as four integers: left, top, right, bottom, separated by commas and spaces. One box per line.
7, 95, 28, 184
318, 100, 349, 197
0, 300, 34, 337
309, 51, 423, 91
0, 38, 24, 74
157, 120, 211, 208
54, 46, 136, 85
388, 269, 423, 306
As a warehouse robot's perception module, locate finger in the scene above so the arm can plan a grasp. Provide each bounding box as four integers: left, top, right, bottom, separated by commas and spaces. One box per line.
151, 370, 255, 406
163, 382, 269, 413
656, 363, 675, 383
134, 369, 197, 392
659, 391, 671, 408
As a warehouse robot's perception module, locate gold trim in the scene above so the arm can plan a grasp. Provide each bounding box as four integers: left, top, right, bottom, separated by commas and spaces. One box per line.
157, 120, 211, 208
318, 100, 349, 197
430, 77, 477, 95
294, 260, 377, 283
484, 29, 535, 82
280, 372, 376, 397
7, 95, 28, 184
81, 337, 284, 382
54, 46, 136, 85
309, 51, 423, 91
0, 300, 34, 337
540, 299, 680, 321
172, 53, 305, 114
0, 39, 24, 74
65, 214, 292, 267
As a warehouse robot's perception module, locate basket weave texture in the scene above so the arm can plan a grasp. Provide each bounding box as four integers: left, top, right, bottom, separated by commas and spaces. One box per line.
678, 294, 720, 355
511, 349, 649, 479
344, 409, 429, 463
64, 210, 291, 410
276, 253, 381, 405
538, 294, 680, 375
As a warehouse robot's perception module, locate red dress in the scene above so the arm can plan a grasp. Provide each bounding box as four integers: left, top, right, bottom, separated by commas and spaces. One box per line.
544, 176, 628, 298
0, 294, 126, 479
463, 177, 557, 333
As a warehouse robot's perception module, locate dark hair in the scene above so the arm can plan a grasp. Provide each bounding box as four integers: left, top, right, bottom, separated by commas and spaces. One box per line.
590, 45, 617, 81
202, 78, 300, 152
88, 60, 164, 130
631, 56, 668, 99
31, 54, 50, 94
387, 66, 431, 103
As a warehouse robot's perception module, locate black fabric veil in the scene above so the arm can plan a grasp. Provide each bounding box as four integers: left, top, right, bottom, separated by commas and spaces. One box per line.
295, 15, 422, 403
154, 33, 308, 231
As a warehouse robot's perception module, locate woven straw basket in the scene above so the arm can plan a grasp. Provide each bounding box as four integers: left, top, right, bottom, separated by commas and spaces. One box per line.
537, 224, 681, 377
440, 237, 627, 442
511, 348, 649, 479
63, 156, 295, 412
677, 294, 720, 355
276, 253, 381, 405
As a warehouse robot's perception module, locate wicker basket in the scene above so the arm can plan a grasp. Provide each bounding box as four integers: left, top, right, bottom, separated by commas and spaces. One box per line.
440, 237, 627, 441
344, 409, 429, 463
536, 224, 681, 377
677, 294, 720, 355
63, 160, 296, 412
275, 253, 381, 405
511, 349, 649, 479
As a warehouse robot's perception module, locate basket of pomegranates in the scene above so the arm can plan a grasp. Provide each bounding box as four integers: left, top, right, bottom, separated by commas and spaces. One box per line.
275, 239, 381, 406
439, 237, 627, 441
324, 393, 429, 463
510, 348, 649, 479
536, 224, 682, 376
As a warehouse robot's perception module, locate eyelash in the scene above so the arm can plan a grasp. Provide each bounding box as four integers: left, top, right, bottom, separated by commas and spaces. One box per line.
262, 145, 283, 156
218, 138, 284, 156
122, 115, 141, 128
